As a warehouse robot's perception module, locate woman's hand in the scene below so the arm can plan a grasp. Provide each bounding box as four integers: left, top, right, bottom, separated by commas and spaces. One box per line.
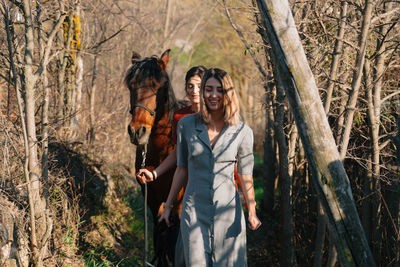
248, 214, 261, 231
136, 169, 155, 184
159, 204, 172, 227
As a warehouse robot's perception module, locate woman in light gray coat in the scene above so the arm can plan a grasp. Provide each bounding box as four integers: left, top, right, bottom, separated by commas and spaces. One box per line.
160, 68, 261, 266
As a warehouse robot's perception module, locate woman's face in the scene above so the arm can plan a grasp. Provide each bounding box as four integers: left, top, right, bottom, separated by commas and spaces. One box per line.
186, 75, 202, 105
204, 77, 223, 112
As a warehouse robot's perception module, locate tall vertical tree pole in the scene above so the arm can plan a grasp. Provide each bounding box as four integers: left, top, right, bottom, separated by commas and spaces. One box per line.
21, 1, 42, 265
5, 1, 65, 265
255, 0, 376, 266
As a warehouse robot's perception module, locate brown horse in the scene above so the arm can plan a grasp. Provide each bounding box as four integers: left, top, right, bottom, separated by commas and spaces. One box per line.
125, 49, 184, 266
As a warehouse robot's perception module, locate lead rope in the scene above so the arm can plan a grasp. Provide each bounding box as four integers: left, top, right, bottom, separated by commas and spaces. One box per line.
140, 145, 154, 267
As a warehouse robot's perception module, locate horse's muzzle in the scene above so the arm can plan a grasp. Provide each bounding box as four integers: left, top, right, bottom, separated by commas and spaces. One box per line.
128, 124, 150, 145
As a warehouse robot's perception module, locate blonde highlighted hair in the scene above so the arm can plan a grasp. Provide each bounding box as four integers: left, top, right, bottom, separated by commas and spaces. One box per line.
199, 68, 240, 125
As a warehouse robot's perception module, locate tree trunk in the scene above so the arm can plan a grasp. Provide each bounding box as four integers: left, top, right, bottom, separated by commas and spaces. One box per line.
69, 5, 83, 139
37, 1, 49, 206
57, 12, 74, 123
368, 2, 394, 262
170, 6, 206, 80
3, 5, 36, 266
262, 83, 276, 214
21, 1, 45, 265
254, 1, 375, 266
389, 115, 400, 265
324, 1, 348, 114
162, 0, 173, 50
70, 53, 83, 139
314, 3, 349, 264
326, 237, 338, 267
338, 0, 374, 159
37, 7, 55, 263
251, 4, 277, 214
4, 1, 61, 264
275, 84, 297, 266
88, 55, 98, 150
362, 155, 373, 242
313, 201, 327, 267
335, 68, 351, 144
164, 0, 173, 38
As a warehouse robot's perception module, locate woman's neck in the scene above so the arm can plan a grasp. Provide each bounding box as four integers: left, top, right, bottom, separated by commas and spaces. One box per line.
191, 103, 200, 113
208, 111, 225, 128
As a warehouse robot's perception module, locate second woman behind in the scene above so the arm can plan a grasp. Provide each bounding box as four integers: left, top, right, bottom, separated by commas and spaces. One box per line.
136, 65, 207, 184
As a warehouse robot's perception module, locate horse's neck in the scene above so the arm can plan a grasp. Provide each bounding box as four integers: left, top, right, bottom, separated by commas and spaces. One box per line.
148, 103, 174, 161
152, 102, 172, 133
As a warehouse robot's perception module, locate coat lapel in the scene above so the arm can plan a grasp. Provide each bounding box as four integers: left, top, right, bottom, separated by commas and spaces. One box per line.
212, 124, 231, 156
212, 122, 244, 157
195, 118, 212, 152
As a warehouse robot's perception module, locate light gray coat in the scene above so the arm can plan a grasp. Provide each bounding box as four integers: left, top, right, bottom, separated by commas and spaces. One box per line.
176, 113, 254, 267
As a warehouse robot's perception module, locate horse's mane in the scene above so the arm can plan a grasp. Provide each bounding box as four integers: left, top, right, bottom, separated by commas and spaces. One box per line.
124, 56, 177, 120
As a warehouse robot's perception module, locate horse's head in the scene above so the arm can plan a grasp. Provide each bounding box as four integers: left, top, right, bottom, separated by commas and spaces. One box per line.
125, 49, 173, 145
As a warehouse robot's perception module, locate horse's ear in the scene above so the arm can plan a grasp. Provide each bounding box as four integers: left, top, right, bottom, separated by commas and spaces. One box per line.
158, 49, 171, 71
132, 51, 141, 65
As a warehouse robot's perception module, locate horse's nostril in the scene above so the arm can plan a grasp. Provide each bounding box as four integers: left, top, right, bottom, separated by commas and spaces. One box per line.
136, 126, 146, 138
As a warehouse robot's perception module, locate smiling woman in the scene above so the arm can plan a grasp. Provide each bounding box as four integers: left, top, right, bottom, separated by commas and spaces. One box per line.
200, 68, 240, 126
160, 68, 261, 267
204, 77, 223, 112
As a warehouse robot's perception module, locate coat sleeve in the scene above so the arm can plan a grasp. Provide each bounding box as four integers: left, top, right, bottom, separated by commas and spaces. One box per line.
237, 125, 254, 175
176, 119, 188, 168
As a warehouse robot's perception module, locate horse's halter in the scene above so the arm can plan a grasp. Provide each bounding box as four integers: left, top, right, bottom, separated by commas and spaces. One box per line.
128, 57, 160, 118
130, 103, 156, 117
129, 82, 159, 118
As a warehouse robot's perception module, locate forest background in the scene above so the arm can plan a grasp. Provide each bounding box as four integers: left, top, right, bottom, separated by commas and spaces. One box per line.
0, 0, 399, 266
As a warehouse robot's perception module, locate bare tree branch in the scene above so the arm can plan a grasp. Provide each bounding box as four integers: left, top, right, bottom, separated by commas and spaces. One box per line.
371, 7, 400, 25
381, 90, 400, 104
222, 0, 267, 78
87, 24, 129, 51
37, 12, 67, 76
0, 72, 12, 84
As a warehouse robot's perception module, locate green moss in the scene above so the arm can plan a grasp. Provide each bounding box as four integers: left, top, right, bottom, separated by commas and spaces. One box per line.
254, 178, 264, 204
254, 152, 263, 166
252, 153, 264, 204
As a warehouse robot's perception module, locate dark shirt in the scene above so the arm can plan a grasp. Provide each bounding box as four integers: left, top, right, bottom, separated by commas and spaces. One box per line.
172, 105, 194, 145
